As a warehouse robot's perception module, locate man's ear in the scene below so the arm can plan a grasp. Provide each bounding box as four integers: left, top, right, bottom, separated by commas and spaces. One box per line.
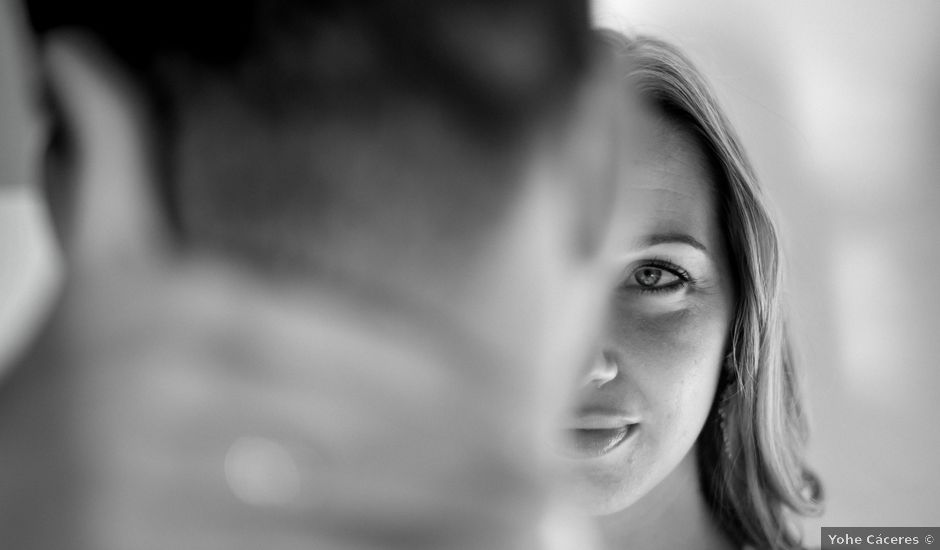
40, 30, 169, 274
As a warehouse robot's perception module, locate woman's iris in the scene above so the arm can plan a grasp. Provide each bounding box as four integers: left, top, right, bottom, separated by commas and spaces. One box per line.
635, 267, 663, 287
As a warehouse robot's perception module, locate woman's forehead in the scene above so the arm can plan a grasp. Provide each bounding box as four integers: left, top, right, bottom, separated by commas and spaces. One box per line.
615, 115, 720, 249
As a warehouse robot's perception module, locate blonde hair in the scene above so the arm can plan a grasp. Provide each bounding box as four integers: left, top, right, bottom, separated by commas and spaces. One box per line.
601, 31, 823, 549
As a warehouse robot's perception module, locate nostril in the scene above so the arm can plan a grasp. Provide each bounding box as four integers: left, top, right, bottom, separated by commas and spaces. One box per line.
585, 350, 619, 388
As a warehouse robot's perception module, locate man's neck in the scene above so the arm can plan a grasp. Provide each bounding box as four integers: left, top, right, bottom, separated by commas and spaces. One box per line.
596, 445, 736, 550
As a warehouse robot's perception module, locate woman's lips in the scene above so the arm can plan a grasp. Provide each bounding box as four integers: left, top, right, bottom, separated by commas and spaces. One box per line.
561, 409, 639, 458
567, 413, 636, 430
567, 425, 634, 458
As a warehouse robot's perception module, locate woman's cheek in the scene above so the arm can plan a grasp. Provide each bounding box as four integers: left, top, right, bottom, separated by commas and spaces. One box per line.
609, 298, 725, 429
609, 296, 702, 365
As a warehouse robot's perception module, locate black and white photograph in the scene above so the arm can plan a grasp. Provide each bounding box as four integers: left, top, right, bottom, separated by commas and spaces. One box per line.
0, 1, 938, 548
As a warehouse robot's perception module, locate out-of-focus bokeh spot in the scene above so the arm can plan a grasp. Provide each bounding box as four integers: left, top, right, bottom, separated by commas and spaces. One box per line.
225, 436, 302, 508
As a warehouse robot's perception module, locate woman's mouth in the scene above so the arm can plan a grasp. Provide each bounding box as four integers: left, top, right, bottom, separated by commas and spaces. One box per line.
568, 425, 634, 457
562, 411, 639, 458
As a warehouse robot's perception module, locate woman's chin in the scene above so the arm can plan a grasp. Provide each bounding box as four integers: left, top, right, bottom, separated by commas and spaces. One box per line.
562, 467, 645, 516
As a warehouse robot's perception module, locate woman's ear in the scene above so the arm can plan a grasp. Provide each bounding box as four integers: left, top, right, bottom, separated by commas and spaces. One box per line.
40, 30, 169, 275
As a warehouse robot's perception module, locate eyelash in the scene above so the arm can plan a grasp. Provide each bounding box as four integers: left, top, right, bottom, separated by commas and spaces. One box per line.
622, 258, 695, 295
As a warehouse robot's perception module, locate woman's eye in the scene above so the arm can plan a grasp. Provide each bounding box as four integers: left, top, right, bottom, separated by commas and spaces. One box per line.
620, 261, 691, 294
633, 267, 680, 288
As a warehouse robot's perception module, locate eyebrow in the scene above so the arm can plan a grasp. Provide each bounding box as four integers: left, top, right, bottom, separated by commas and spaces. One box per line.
641, 233, 709, 253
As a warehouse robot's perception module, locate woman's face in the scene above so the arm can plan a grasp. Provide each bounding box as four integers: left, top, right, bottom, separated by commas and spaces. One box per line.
559, 112, 735, 515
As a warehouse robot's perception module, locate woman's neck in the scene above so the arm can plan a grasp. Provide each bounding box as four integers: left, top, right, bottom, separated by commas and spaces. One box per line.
595, 445, 736, 550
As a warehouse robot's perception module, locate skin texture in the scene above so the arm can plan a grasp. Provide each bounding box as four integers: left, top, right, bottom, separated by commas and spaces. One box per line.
562, 111, 735, 527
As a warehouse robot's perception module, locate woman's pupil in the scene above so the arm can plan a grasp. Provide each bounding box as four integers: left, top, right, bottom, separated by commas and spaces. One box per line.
636, 268, 662, 287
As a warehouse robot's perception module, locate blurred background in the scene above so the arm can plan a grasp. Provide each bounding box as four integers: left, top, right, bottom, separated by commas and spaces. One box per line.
1, 0, 938, 545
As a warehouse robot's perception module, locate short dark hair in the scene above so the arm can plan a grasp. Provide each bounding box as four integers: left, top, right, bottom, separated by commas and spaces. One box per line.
25, 0, 592, 274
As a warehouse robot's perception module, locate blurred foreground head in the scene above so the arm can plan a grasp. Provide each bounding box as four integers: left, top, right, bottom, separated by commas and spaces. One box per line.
25, 0, 618, 391
0, 0, 622, 548
28, 0, 593, 268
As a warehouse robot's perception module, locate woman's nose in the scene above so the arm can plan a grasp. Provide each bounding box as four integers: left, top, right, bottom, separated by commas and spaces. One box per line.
584, 350, 618, 388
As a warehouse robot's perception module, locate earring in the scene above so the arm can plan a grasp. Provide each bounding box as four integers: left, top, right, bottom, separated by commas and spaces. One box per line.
717, 382, 734, 461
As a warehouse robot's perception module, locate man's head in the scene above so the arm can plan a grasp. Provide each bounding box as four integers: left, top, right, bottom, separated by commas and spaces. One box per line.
27, 1, 590, 270
5, 4, 631, 545
24, 0, 622, 412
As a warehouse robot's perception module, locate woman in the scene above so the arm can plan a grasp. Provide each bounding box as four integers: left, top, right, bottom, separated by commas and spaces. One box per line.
558, 32, 822, 550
